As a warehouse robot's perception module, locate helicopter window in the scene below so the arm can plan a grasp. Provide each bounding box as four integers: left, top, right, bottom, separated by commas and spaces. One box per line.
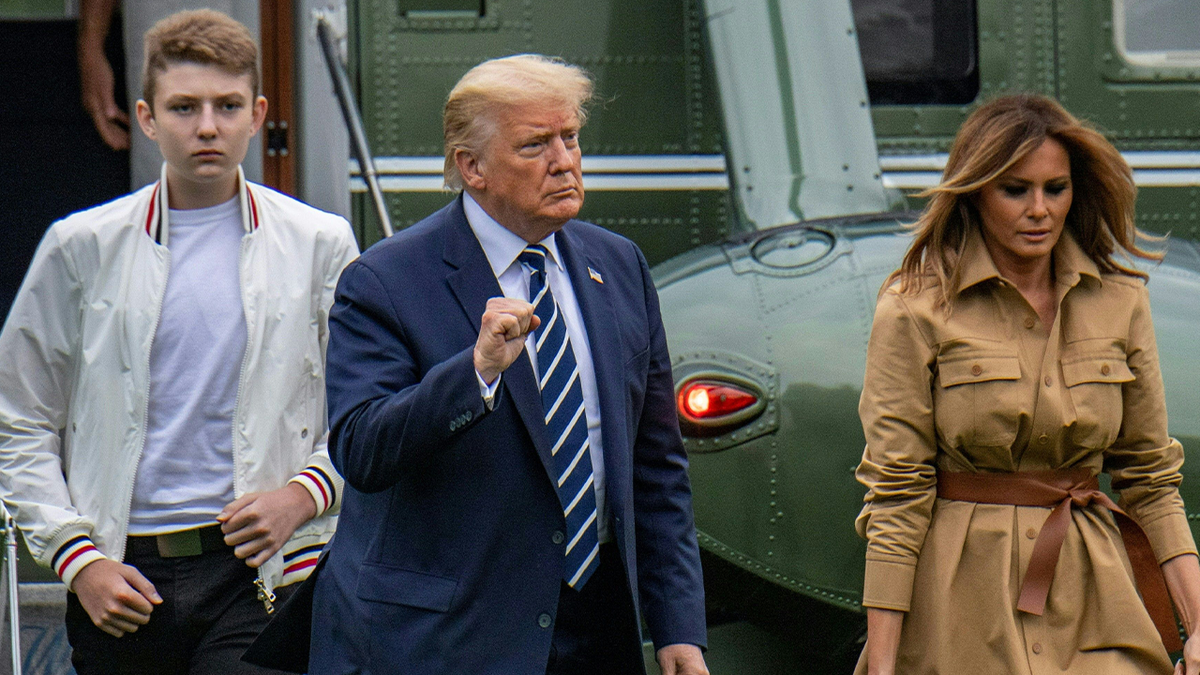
398, 0, 484, 18
849, 0, 979, 105
1116, 0, 1200, 66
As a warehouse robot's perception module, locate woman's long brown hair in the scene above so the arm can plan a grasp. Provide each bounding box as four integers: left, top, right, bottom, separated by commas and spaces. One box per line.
890, 94, 1161, 307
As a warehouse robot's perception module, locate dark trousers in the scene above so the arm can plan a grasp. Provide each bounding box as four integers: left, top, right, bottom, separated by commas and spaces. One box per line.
65, 532, 294, 675
545, 543, 645, 675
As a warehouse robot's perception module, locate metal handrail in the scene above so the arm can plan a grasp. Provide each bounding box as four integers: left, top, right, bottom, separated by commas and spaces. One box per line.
2, 503, 20, 675
315, 14, 394, 239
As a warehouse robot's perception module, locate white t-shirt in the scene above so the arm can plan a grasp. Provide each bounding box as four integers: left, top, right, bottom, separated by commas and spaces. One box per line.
128, 197, 246, 534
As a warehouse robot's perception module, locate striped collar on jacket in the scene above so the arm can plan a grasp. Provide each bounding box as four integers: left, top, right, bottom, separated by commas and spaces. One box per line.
139, 163, 261, 246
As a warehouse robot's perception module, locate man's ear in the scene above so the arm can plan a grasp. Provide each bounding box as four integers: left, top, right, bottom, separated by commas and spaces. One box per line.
135, 99, 157, 141
251, 96, 268, 134
456, 148, 487, 191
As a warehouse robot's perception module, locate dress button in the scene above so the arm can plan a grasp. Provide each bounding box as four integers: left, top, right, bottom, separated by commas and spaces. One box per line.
301, 427, 308, 439
538, 613, 553, 629
1024, 316, 1036, 329
1101, 364, 1111, 376
1032, 642, 1043, 655
971, 364, 983, 376
552, 531, 565, 545
1039, 434, 1049, 445
1044, 376, 1053, 387
1026, 528, 1038, 539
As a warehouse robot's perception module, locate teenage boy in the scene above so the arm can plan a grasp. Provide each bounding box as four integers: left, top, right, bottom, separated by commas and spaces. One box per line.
0, 10, 358, 674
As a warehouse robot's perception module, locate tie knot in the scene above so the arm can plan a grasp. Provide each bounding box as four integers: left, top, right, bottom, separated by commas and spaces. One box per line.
518, 245, 549, 275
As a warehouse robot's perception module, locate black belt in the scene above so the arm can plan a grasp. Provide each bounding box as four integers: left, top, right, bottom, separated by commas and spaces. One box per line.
126, 524, 229, 558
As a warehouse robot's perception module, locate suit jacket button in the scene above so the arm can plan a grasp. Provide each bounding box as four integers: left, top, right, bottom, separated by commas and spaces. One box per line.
450, 421, 458, 431
552, 531, 565, 545
538, 613, 553, 629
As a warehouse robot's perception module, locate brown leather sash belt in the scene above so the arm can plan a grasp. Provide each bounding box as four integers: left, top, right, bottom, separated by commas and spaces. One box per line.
937, 468, 1181, 652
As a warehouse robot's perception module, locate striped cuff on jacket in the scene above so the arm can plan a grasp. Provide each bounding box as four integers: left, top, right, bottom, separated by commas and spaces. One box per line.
52, 535, 107, 590
288, 465, 337, 517
280, 542, 325, 587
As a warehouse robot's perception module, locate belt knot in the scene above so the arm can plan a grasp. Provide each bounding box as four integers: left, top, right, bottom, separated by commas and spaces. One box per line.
1067, 486, 1100, 507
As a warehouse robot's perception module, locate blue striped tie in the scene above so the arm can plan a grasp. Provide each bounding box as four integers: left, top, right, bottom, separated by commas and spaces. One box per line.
518, 245, 600, 589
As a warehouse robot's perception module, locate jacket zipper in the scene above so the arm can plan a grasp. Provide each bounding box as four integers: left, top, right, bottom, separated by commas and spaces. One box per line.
233, 233, 275, 612
119, 247, 170, 563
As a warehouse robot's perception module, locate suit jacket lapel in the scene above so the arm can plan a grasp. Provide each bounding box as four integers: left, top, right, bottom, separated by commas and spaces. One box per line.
556, 225, 629, 510
442, 198, 555, 482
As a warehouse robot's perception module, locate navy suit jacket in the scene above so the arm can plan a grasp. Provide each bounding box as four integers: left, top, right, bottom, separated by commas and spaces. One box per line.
310, 197, 706, 674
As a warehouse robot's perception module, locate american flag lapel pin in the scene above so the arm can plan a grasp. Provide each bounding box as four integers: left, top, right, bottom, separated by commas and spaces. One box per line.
588, 267, 604, 284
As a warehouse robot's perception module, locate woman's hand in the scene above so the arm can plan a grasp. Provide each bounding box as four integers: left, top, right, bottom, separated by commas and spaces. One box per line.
865, 607, 904, 675
1175, 634, 1200, 675
1162, 554, 1200, 675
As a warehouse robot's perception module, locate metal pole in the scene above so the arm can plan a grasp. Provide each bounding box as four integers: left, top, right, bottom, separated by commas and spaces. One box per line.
3, 505, 20, 675
315, 15, 394, 239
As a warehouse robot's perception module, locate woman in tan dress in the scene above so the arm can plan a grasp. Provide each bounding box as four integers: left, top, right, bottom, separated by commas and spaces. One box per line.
855, 94, 1200, 675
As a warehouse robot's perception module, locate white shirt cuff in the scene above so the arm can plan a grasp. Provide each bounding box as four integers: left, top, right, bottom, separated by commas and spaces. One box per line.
476, 370, 500, 410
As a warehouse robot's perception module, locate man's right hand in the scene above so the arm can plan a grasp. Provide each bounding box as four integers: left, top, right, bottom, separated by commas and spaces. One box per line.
72, 559, 162, 637
474, 297, 540, 384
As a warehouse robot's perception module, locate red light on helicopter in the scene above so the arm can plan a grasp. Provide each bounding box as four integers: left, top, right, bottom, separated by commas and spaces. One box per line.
678, 381, 759, 421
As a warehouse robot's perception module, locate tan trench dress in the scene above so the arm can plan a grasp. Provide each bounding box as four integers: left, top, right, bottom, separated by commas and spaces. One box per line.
854, 228, 1197, 675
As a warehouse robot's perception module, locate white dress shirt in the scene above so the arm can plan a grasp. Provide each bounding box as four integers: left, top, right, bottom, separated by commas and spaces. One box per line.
464, 193, 609, 542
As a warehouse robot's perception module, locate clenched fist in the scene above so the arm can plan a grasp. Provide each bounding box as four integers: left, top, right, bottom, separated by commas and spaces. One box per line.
474, 297, 540, 384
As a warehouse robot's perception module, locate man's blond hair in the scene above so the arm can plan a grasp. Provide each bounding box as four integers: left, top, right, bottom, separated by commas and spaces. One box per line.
443, 54, 594, 190
142, 9, 259, 110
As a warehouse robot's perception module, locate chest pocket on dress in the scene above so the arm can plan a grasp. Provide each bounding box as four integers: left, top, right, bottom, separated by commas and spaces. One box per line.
1062, 341, 1134, 449
934, 339, 1022, 448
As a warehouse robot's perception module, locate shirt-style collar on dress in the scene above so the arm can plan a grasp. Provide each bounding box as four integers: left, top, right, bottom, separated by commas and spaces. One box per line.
462, 192, 565, 278
954, 225, 1102, 296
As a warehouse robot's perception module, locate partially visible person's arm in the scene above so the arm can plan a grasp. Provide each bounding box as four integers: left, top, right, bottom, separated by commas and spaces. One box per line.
626, 243, 707, 654
0, 224, 151, 631
854, 287, 939, 675
1104, 284, 1200, 674
78, 0, 129, 150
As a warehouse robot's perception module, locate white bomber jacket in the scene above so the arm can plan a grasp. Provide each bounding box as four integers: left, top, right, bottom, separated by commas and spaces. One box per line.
0, 168, 359, 591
